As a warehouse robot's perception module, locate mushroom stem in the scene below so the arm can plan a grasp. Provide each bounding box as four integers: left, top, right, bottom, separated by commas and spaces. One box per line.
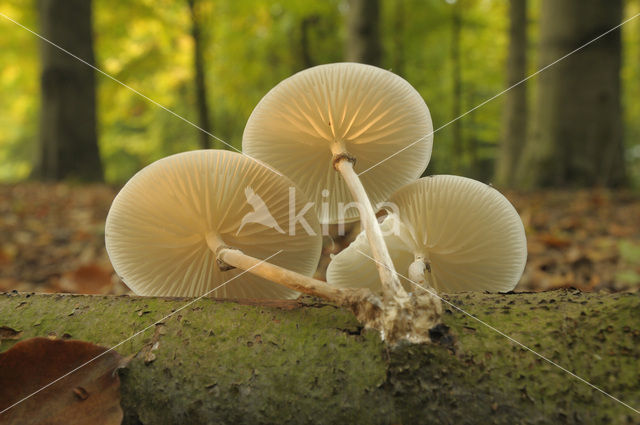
211, 245, 389, 338
216, 247, 350, 305
213, 243, 439, 346
217, 247, 396, 342
408, 257, 436, 293
334, 158, 408, 303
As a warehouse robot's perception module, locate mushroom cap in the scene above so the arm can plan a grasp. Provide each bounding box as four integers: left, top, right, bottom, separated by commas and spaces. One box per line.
105, 150, 322, 299
242, 62, 433, 224
327, 175, 527, 293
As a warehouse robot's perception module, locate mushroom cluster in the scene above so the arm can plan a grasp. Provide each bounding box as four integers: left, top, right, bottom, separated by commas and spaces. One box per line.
106, 63, 526, 345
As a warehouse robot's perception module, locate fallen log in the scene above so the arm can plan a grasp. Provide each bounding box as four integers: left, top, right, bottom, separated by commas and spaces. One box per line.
1, 290, 639, 425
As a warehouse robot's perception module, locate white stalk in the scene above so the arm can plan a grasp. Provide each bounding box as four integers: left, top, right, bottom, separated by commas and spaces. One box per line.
206, 232, 363, 305
409, 255, 442, 294
207, 233, 436, 346
408, 259, 426, 288
334, 157, 408, 303
218, 247, 349, 303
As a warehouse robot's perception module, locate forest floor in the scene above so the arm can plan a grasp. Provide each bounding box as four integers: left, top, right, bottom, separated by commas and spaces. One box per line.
0, 183, 639, 295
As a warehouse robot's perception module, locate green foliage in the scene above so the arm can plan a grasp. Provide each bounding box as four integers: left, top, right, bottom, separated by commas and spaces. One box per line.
622, 0, 640, 188
93, 0, 346, 181
0, 0, 639, 184
0, 1, 38, 181
379, 0, 508, 178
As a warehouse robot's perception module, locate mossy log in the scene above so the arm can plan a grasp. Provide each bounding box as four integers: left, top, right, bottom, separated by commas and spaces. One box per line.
1, 290, 639, 425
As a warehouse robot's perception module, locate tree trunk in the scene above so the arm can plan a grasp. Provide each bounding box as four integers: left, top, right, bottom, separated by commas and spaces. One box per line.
391, 0, 405, 76
300, 15, 319, 69
345, 0, 382, 66
516, 0, 625, 188
467, 92, 480, 178
1, 290, 638, 424
495, 0, 527, 187
187, 0, 213, 150
450, 1, 463, 174
36, 0, 103, 181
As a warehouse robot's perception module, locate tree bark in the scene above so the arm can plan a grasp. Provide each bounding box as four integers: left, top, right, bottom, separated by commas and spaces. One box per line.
36, 0, 103, 181
1, 290, 638, 424
516, 0, 625, 188
187, 0, 213, 150
345, 0, 382, 66
495, 0, 527, 187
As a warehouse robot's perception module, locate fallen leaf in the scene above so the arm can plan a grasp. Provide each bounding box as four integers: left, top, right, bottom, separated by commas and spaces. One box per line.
57, 264, 114, 294
0, 337, 128, 425
537, 233, 572, 249
608, 223, 635, 237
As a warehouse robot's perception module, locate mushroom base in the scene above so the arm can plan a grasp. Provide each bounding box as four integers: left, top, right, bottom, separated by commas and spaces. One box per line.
346, 292, 442, 346
343, 258, 443, 345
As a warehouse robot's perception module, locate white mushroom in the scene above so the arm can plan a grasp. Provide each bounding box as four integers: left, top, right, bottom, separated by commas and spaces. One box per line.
327, 175, 528, 294
106, 150, 326, 299
105, 150, 447, 344
242, 62, 433, 305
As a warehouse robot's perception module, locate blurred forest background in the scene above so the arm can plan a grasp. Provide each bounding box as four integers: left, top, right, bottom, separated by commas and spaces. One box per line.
0, 0, 639, 294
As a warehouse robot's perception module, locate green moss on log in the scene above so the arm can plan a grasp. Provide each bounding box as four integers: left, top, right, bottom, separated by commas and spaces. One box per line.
1, 290, 639, 424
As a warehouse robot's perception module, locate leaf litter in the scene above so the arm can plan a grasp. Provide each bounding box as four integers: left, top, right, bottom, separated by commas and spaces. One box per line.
0, 183, 638, 294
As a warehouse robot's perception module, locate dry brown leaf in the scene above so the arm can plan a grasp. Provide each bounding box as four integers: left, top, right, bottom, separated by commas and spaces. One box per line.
608, 223, 635, 237
0, 337, 127, 425
56, 264, 114, 294
537, 233, 572, 249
